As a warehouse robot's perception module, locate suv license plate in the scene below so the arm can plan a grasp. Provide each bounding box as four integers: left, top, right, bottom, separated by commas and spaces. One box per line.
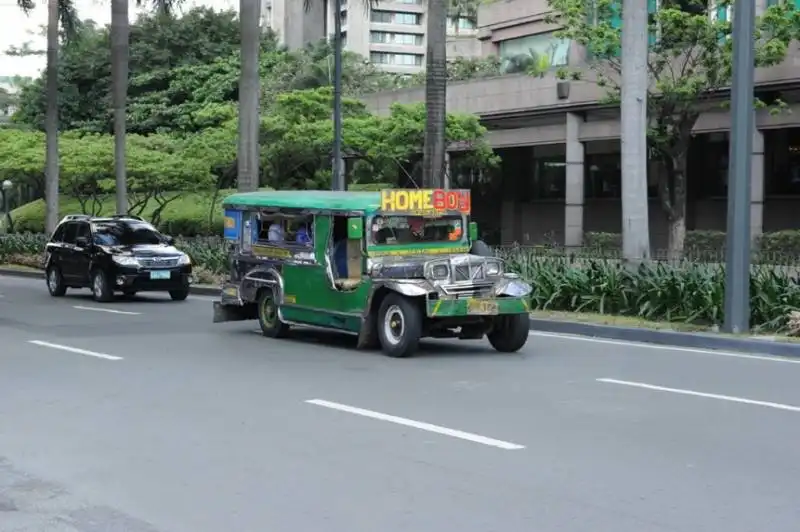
149, 271, 171, 280
467, 299, 498, 315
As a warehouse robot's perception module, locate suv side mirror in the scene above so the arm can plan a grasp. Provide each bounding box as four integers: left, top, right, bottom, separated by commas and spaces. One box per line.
347, 217, 363, 240
75, 236, 90, 248
164, 235, 175, 245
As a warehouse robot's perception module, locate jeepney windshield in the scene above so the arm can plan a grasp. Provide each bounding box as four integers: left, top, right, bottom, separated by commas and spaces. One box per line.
368, 214, 465, 245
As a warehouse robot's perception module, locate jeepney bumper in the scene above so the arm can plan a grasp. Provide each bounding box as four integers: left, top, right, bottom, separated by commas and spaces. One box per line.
426, 296, 529, 318
212, 284, 257, 323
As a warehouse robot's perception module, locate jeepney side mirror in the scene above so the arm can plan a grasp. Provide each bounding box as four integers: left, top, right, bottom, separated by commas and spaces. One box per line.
468, 221, 479, 242
347, 217, 364, 240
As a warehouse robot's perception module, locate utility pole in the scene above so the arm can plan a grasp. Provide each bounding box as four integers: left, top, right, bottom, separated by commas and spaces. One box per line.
620, 0, 650, 262
331, 0, 345, 191
237, 0, 261, 192
723, 0, 756, 334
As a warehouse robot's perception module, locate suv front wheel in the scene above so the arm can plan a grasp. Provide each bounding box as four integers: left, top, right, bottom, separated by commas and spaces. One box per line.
91, 269, 114, 302
46, 266, 67, 297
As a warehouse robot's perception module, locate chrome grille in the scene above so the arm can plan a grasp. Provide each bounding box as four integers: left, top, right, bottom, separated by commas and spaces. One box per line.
138, 257, 180, 268
452, 258, 486, 282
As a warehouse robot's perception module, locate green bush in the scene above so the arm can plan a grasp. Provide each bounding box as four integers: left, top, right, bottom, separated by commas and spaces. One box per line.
584, 232, 621, 250
498, 249, 800, 332
758, 230, 800, 258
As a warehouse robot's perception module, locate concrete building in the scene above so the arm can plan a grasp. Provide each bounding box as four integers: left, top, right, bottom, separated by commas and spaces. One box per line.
361, 0, 800, 250
262, 0, 480, 74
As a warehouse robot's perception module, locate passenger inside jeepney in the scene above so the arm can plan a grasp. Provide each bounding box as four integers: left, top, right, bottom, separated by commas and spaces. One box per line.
370, 215, 462, 244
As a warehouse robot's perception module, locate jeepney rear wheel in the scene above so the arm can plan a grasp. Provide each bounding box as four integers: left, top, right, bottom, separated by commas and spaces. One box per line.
487, 314, 529, 353
257, 288, 289, 338
377, 293, 422, 358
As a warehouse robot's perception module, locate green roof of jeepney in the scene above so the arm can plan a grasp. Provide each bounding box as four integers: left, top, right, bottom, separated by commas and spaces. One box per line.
222, 190, 381, 213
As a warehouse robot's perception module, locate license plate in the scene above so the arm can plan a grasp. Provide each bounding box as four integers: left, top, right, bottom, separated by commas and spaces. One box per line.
467, 298, 498, 315
149, 270, 171, 280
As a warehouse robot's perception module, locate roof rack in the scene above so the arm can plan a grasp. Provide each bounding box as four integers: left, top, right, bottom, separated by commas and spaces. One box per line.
110, 214, 145, 221
59, 214, 91, 223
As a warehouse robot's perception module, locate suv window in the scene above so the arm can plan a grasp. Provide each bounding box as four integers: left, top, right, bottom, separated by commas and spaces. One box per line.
75, 222, 90, 240
91, 220, 166, 246
62, 223, 78, 244
51, 224, 65, 242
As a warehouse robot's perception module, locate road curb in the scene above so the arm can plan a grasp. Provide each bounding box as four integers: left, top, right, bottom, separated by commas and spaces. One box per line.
528, 318, 800, 358
0, 267, 220, 297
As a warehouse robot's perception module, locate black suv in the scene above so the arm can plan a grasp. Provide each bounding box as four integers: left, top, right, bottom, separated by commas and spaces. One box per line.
44, 214, 193, 302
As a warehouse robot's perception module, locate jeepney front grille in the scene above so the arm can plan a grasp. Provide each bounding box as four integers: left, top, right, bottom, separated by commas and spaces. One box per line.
452, 259, 486, 283
442, 283, 494, 298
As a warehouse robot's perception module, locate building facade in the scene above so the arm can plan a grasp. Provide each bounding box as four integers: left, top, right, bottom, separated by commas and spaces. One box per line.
361, 0, 800, 249
262, 0, 480, 74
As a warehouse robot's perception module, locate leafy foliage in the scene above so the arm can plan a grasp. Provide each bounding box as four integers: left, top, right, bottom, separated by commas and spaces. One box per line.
546, 0, 800, 253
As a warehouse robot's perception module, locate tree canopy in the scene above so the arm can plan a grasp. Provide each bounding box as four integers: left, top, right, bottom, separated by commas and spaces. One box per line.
547, 0, 800, 253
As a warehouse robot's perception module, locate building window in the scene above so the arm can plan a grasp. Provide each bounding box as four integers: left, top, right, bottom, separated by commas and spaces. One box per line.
370, 31, 423, 45
369, 52, 424, 66
447, 16, 476, 32
395, 0, 422, 4
532, 157, 566, 200
371, 10, 421, 25
497, 32, 570, 68
584, 153, 621, 199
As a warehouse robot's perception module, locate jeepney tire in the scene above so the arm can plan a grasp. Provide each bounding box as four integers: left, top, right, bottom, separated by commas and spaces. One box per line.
470, 239, 493, 257
169, 289, 189, 301
46, 265, 67, 297
487, 314, 529, 353
257, 288, 290, 339
91, 269, 114, 303
377, 293, 423, 358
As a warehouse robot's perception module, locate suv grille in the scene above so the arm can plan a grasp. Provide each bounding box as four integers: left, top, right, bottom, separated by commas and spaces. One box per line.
138, 257, 180, 268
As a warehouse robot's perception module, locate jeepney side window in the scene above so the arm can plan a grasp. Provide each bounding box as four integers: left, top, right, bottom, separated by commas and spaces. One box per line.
253, 213, 286, 243
287, 215, 313, 246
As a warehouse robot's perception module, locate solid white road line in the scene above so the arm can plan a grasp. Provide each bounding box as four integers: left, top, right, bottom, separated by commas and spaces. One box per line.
597, 378, 800, 413
73, 305, 141, 315
306, 398, 525, 450
529, 330, 800, 365
28, 340, 123, 361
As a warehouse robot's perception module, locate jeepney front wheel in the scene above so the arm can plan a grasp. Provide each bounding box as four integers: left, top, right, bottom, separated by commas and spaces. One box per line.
487, 314, 529, 353
257, 288, 290, 338
377, 294, 422, 358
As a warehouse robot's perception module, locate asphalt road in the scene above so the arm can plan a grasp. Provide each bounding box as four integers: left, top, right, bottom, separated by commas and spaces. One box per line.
2, 275, 800, 532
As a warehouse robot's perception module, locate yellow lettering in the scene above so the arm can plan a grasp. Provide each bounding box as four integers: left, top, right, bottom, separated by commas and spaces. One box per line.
381, 190, 395, 211
395, 190, 409, 210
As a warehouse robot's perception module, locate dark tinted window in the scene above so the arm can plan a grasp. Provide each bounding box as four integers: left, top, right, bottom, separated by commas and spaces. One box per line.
51, 224, 65, 242
91, 221, 165, 246
75, 222, 90, 240
62, 223, 78, 244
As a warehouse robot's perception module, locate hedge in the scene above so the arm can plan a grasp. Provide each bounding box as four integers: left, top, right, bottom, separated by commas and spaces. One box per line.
582, 230, 800, 263
2, 232, 800, 333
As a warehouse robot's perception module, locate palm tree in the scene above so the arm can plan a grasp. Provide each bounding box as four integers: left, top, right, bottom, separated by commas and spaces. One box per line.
43, 0, 78, 234
110, 0, 179, 214
238, 0, 261, 192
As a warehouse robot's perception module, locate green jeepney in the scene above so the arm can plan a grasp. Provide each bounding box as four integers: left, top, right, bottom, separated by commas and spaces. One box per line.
212, 189, 532, 357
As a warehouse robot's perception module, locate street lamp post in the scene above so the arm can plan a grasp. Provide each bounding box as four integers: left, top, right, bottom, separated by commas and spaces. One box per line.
723, 0, 756, 334
1, 179, 12, 233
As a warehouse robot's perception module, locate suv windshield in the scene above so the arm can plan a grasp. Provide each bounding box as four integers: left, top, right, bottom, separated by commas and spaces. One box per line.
369, 215, 464, 245
91, 220, 166, 246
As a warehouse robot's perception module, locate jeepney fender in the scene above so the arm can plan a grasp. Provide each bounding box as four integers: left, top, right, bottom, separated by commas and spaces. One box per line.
240, 266, 285, 304
494, 277, 533, 298
357, 280, 433, 349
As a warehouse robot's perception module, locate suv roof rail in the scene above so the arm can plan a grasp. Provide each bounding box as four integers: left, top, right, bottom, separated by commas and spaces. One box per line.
59, 214, 91, 223
110, 214, 145, 221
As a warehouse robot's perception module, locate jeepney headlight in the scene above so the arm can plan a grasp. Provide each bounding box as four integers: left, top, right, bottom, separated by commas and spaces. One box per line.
428, 264, 450, 280
485, 260, 502, 276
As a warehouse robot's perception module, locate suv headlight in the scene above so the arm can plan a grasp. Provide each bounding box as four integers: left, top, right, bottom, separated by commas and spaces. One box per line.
113, 256, 140, 267
485, 260, 502, 276
426, 263, 450, 280
178, 254, 191, 266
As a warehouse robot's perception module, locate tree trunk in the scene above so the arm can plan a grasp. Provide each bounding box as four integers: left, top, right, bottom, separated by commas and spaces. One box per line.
620, 0, 650, 263
238, 0, 261, 192
659, 150, 688, 261
44, 0, 59, 235
422, 0, 447, 189
111, 0, 129, 214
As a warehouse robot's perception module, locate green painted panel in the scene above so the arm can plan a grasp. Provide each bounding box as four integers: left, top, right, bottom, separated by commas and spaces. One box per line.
366, 243, 470, 257
223, 190, 381, 214
427, 297, 529, 318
